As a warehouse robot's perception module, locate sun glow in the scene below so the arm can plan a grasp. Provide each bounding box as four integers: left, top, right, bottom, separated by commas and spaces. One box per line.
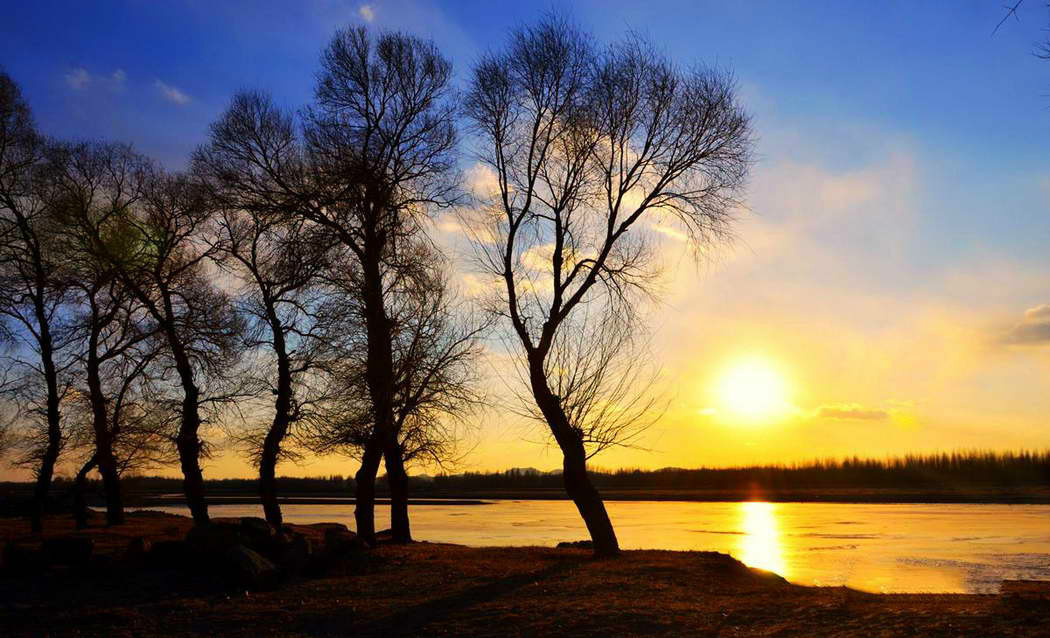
715, 356, 791, 422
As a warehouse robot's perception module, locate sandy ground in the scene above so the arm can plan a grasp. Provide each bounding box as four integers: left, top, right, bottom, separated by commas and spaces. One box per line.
1, 511, 1048, 637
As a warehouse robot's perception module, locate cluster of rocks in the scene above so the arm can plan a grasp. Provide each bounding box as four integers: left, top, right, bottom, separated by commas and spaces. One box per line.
2, 517, 368, 591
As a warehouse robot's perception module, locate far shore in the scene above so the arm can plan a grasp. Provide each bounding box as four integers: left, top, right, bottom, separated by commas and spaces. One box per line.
128, 486, 1050, 507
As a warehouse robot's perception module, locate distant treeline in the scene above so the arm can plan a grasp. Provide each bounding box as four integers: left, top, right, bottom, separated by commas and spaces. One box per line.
430, 451, 1050, 491
3, 451, 1046, 498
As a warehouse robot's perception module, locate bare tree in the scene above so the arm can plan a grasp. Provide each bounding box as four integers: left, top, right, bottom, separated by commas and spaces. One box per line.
306, 242, 486, 539
196, 26, 459, 543
81, 162, 246, 525
48, 141, 169, 526
463, 17, 753, 555
196, 116, 338, 526
303, 27, 460, 543
0, 69, 75, 532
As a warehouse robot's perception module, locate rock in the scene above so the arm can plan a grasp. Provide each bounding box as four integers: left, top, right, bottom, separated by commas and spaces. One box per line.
324, 528, 364, 555
556, 540, 593, 549
2, 542, 44, 572
240, 517, 273, 539
185, 522, 245, 554
125, 537, 151, 560
238, 517, 278, 555
148, 539, 193, 568
41, 536, 94, 566
275, 533, 313, 575
224, 544, 279, 590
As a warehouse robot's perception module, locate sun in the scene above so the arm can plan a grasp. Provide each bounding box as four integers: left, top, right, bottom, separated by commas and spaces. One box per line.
715, 356, 791, 422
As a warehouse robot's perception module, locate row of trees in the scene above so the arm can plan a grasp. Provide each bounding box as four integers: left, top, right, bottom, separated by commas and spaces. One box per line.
0, 16, 752, 556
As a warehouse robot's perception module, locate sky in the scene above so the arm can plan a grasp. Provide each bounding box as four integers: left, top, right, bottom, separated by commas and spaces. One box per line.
1, 1, 1048, 479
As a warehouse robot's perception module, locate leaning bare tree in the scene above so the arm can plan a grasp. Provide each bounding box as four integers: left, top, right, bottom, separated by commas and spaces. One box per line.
49, 141, 169, 526
464, 18, 753, 555
0, 70, 75, 532
82, 162, 245, 525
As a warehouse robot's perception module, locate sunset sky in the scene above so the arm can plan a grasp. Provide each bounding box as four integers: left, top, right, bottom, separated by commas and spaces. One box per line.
1, 1, 1048, 479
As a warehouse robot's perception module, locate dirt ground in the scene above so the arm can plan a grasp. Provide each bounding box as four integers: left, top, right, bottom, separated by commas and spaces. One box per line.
1, 512, 1047, 637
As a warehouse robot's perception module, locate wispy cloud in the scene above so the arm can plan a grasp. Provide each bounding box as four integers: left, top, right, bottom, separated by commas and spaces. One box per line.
65, 67, 127, 91
154, 79, 190, 105
358, 4, 375, 22
1002, 304, 1050, 345
813, 404, 889, 421
64, 67, 91, 90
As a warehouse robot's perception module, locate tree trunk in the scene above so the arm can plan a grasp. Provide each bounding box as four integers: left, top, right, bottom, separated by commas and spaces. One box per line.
173, 362, 208, 525
86, 323, 125, 526
259, 312, 292, 528
354, 435, 383, 545
562, 443, 619, 556
72, 454, 98, 530
97, 451, 124, 525
258, 426, 285, 528
358, 231, 403, 543
383, 440, 411, 543
161, 290, 209, 526
30, 417, 61, 534
30, 335, 62, 534
528, 354, 620, 556
176, 407, 208, 526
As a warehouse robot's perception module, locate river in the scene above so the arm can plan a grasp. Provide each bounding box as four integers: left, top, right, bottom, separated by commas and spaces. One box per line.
142, 500, 1050, 594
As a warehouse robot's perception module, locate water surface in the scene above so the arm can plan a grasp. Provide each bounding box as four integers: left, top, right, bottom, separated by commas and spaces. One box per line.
146, 500, 1050, 593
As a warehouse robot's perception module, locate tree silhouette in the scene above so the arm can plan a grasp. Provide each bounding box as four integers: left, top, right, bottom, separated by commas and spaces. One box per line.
198, 27, 460, 543
196, 118, 339, 526
464, 17, 753, 555
0, 70, 74, 532
81, 163, 246, 525
48, 141, 172, 526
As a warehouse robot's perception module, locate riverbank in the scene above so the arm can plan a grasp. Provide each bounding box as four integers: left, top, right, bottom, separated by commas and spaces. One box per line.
2, 512, 1048, 637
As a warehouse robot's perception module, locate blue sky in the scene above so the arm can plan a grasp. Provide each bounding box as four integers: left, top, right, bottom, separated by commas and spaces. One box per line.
3, 1, 1047, 260
2, 1, 1048, 474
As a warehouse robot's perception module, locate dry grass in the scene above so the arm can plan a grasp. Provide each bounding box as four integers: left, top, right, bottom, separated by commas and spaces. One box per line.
1, 512, 1047, 637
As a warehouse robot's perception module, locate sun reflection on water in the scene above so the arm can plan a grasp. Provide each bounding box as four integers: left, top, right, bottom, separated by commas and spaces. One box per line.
737, 501, 788, 578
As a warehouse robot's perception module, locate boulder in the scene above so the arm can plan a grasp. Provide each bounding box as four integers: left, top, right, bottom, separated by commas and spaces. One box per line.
324, 528, 364, 555
42, 535, 94, 566
275, 533, 313, 575
185, 522, 245, 554
223, 544, 279, 590
240, 517, 273, 538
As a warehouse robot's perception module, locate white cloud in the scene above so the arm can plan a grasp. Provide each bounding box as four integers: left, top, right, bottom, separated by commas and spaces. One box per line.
111, 69, 126, 84
358, 4, 375, 21
65, 67, 90, 90
154, 79, 190, 105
